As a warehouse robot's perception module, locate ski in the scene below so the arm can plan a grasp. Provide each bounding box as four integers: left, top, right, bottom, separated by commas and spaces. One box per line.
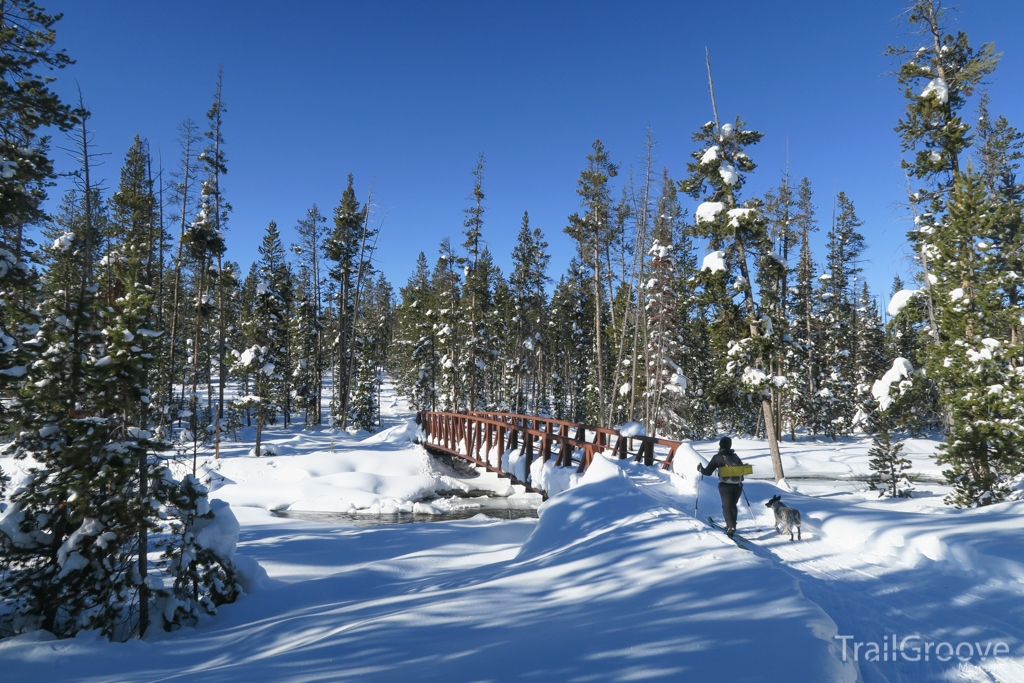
707, 516, 752, 550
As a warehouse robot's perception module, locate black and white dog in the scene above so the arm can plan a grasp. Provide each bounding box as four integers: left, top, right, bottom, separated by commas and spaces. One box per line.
765, 495, 801, 541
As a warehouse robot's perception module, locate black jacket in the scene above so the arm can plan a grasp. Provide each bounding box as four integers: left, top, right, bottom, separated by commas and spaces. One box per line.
699, 448, 745, 483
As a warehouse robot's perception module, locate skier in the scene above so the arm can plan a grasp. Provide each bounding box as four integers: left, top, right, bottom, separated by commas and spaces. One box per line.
698, 437, 745, 538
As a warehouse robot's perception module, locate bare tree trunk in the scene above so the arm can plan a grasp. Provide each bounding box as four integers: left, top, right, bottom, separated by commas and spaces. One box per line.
137, 447, 149, 636
593, 244, 605, 426
167, 121, 197, 426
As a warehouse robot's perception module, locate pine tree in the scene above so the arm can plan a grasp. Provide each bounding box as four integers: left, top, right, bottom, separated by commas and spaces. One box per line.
884, 275, 937, 435
853, 281, 889, 421
432, 239, 463, 411
1, 0, 79, 433
393, 252, 438, 412
0, 0, 79, 257
929, 172, 1024, 506
291, 263, 320, 427
888, 2, 1023, 505
867, 408, 913, 498
786, 178, 822, 437
817, 192, 867, 438
255, 221, 294, 424
326, 175, 364, 421
163, 118, 201, 433
547, 260, 594, 422
196, 69, 231, 437
293, 205, 326, 425
680, 106, 785, 480
564, 140, 618, 425
644, 170, 693, 437
460, 154, 489, 411
508, 211, 550, 414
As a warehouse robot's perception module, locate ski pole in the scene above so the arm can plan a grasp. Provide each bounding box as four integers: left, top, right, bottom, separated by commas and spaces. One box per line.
741, 486, 761, 532
694, 472, 703, 518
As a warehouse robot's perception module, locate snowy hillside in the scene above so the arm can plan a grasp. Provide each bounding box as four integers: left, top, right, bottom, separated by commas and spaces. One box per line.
2, 386, 1023, 682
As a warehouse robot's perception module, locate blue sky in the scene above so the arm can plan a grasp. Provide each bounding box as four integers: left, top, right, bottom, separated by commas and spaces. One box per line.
42, 0, 1024, 310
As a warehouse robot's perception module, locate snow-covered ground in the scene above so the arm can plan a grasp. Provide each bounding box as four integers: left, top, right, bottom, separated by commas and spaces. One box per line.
2, 386, 1023, 682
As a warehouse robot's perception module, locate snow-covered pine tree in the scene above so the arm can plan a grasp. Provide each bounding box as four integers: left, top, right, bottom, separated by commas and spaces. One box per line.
152, 470, 240, 631
508, 211, 550, 414
867, 407, 913, 498
761, 171, 801, 438
644, 170, 697, 438
347, 273, 392, 431
679, 106, 785, 480
547, 260, 594, 422
785, 178, 823, 437
854, 281, 889, 423
929, 172, 1024, 506
0, 0, 79, 435
0, 96, 124, 639
180, 184, 223, 457
326, 177, 361, 419
0, 0, 78, 259
465, 248, 499, 410
459, 154, 490, 411
884, 275, 937, 435
564, 141, 619, 425
393, 252, 439, 411
889, 2, 1022, 505
487, 271, 514, 410
365, 274, 394, 379
292, 205, 327, 425
291, 263, 320, 428
347, 330, 379, 432
252, 221, 294, 425
817, 192, 867, 438
432, 238, 463, 411
102, 136, 173, 636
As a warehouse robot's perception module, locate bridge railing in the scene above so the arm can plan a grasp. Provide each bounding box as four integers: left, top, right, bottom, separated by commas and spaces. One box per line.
415, 410, 685, 498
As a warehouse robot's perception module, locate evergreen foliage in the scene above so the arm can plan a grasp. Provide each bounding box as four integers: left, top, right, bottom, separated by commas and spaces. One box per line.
867, 408, 914, 498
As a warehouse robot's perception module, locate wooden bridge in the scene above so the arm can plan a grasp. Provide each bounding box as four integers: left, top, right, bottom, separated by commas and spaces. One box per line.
415, 411, 691, 498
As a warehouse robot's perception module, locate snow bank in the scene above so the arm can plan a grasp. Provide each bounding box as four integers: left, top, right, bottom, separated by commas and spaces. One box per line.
513, 454, 856, 681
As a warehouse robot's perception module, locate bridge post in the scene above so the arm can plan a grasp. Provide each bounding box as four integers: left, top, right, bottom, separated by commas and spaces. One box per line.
615, 434, 628, 460
463, 416, 474, 460
664, 444, 678, 470
523, 432, 534, 482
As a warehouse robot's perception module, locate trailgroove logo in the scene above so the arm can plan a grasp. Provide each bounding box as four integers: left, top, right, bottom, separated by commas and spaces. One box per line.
834, 634, 1010, 663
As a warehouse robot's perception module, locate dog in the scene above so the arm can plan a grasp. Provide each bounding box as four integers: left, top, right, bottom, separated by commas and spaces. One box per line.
765, 495, 801, 541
